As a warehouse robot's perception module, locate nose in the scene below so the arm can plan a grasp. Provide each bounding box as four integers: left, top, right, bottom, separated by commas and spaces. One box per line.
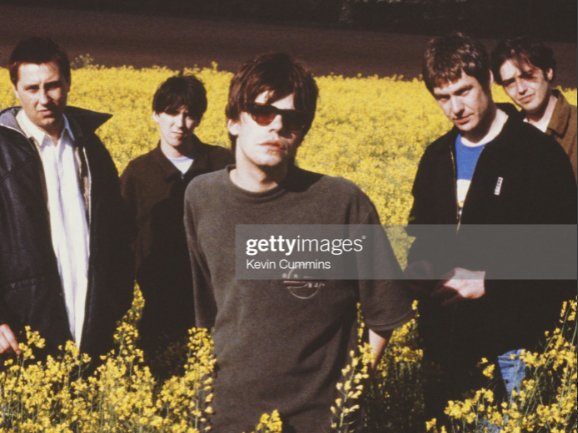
515, 78, 527, 94
268, 113, 283, 131
450, 96, 464, 116
38, 87, 50, 105
177, 113, 187, 128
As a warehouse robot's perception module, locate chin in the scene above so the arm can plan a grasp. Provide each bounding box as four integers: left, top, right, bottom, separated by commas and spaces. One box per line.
454, 122, 473, 132
39, 119, 57, 129
261, 159, 285, 167
521, 103, 539, 113
516, 97, 536, 109
256, 156, 287, 168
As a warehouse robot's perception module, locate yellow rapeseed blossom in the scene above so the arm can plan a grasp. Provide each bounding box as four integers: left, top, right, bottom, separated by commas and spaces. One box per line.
330, 344, 373, 433
0, 66, 575, 433
439, 299, 577, 433
249, 410, 283, 433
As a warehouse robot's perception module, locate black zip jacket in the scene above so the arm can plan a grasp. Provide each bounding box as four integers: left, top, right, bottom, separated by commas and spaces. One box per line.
0, 106, 133, 360
119, 141, 232, 354
407, 106, 577, 365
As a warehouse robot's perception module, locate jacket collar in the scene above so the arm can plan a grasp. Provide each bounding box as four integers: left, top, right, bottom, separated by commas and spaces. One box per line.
151, 145, 181, 180
15, 109, 75, 148
437, 103, 522, 154
152, 135, 213, 181
0, 106, 111, 142
497, 102, 523, 120
547, 89, 572, 139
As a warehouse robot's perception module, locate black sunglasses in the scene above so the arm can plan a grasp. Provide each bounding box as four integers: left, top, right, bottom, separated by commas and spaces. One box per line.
247, 103, 308, 131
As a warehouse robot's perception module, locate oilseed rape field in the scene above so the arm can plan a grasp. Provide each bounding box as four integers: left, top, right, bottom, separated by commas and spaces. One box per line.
0, 65, 576, 433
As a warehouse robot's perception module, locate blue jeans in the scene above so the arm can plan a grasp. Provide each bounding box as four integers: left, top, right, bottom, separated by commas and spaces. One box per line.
481, 349, 527, 433
497, 348, 526, 399
422, 349, 527, 432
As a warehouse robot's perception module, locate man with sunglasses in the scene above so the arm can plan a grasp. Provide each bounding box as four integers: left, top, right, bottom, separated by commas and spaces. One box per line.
184, 53, 413, 433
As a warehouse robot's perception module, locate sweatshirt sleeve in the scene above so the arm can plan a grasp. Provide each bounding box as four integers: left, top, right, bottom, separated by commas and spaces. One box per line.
183, 187, 218, 329
354, 191, 414, 333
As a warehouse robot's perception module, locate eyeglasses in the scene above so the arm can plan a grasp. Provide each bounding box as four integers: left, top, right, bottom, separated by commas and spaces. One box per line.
247, 103, 308, 131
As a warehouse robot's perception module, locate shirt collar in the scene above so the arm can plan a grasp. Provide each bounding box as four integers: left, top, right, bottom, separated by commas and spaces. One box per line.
153, 135, 209, 180
16, 109, 75, 148
547, 89, 572, 138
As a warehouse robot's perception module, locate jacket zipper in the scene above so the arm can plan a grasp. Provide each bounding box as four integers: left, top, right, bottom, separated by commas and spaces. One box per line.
448, 143, 460, 357
452, 140, 487, 232
449, 145, 461, 230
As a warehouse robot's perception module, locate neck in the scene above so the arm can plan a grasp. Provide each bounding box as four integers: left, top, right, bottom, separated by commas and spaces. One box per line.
160, 137, 194, 159
526, 93, 558, 131
230, 162, 289, 193
462, 104, 507, 146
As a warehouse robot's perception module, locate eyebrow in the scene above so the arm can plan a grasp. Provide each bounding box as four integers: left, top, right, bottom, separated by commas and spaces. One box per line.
22, 79, 64, 90
501, 67, 540, 84
454, 84, 472, 94
434, 83, 472, 98
520, 69, 539, 78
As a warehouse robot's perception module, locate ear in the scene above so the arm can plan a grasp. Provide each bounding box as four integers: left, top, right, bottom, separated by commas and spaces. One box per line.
152, 112, 160, 124
488, 70, 495, 86
545, 68, 554, 82
227, 118, 240, 136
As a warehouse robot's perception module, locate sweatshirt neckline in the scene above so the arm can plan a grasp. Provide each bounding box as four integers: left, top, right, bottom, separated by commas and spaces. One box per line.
224, 165, 293, 203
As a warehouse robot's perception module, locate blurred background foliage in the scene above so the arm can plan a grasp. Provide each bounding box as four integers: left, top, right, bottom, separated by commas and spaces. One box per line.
1, 0, 576, 41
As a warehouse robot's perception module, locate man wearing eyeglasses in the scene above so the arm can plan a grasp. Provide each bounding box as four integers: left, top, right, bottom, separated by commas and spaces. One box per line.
183, 53, 413, 433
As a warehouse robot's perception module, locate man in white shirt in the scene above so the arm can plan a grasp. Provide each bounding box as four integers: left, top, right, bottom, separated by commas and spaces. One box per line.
0, 37, 133, 360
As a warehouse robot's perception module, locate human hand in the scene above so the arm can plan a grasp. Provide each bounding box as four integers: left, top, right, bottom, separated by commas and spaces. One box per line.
0, 323, 21, 355
432, 267, 486, 306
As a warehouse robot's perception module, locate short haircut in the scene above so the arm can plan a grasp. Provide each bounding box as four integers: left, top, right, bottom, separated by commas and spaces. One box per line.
226, 52, 318, 135
9, 37, 71, 86
422, 32, 491, 93
491, 37, 556, 85
152, 75, 208, 122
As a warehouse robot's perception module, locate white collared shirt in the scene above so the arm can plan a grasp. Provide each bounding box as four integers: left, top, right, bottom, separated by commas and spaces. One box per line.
16, 110, 90, 346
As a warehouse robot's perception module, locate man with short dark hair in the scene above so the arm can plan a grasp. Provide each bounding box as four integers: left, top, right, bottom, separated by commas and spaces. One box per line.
492, 37, 576, 179
407, 33, 576, 424
120, 75, 232, 373
184, 53, 413, 433
0, 37, 133, 359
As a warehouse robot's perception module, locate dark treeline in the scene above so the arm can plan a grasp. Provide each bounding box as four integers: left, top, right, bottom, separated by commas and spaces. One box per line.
2, 0, 576, 41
